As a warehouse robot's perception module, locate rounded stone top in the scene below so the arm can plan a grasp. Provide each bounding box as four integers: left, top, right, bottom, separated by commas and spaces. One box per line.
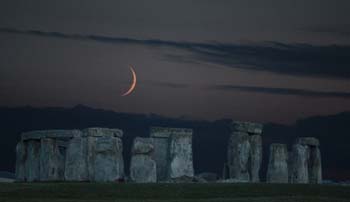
21, 129, 82, 141
132, 137, 154, 154
230, 121, 263, 134
295, 137, 319, 146
150, 127, 193, 138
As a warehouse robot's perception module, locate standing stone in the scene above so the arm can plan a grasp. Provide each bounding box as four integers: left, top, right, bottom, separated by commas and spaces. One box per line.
115, 136, 124, 180
25, 140, 41, 182
15, 128, 125, 182
226, 121, 263, 183
39, 138, 66, 181
249, 135, 262, 182
15, 141, 26, 181
130, 137, 157, 183
290, 143, 309, 183
295, 137, 322, 184
168, 130, 194, 179
227, 131, 251, 181
266, 144, 289, 183
308, 146, 322, 184
83, 128, 124, 182
150, 127, 194, 181
94, 136, 124, 182
290, 137, 322, 184
65, 137, 88, 181
86, 136, 97, 181
150, 127, 171, 181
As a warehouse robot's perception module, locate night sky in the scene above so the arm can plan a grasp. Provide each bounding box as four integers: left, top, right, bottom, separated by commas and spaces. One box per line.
1, 0, 350, 124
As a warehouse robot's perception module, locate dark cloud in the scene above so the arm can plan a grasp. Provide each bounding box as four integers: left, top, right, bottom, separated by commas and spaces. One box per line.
1, 27, 350, 79
211, 85, 350, 98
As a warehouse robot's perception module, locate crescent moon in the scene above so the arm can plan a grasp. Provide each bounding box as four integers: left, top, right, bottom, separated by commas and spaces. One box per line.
121, 66, 137, 96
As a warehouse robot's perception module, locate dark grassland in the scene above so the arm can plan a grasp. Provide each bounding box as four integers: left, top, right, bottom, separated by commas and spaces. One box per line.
0, 183, 350, 202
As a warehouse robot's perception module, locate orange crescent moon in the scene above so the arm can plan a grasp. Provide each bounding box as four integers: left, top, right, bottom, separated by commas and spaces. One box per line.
121, 66, 137, 96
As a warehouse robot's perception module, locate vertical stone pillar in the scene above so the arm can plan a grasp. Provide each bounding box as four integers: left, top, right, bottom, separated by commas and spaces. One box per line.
15, 128, 125, 182
65, 136, 88, 181
15, 141, 26, 181
130, 137, 157, 183
250, 135, 262, 182
227, 121, 263, 182
150, 127, 171, 181
227, 131, 251, 181
25, 140, 41, 182
39, 138, 66, 181
168, 130, 194, 179
266, 144, 289, 183
290, 137, 322, 184
309, 146, 322, 184
290, 143, 310, 183
83, 128, 124, 182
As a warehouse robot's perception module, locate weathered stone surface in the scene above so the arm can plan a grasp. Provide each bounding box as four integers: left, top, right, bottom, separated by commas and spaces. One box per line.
25, 140, 41, 182
290, 144, 309, 183
130, 137, 157, 183
16, 128, 125, 182
65, 137, 88, 181
150, 127, 192, 138
130, 155, 157, 183
266, 144, 289, 183
249, 135, 262, 182
296, 137, 319, 147
93, 136, 124, 182
86, 136, 97, 181
230, 121, 263, 134
132, 137, 154, 154
308, 146, 322, 184
15, 141, 26, 181
21, 130, 82, 141
151, 137, 169, 181
227, 131, 251, 181
150, 127, 193, 181
83, 129, 124, 182
168, 132, 194, 179
83, 128, 123, 138
39, 138, 66, 181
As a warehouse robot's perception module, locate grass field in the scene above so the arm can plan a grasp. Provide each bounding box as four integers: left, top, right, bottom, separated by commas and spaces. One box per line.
1, 182, 350, 202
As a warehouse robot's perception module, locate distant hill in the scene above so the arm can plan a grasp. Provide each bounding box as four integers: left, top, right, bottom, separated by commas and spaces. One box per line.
0, 105, 349, 180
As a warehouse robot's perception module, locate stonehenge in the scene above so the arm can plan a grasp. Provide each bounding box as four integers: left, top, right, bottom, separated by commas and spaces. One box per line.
149, 127, 172, 181
15, 128, 124, 182
130, 137, 157, 183
150, 127, 194, 181
15, 123, 322, 184
266, 137, 322, 184
226, 121, 263, 182
290, 137, 322, 184
266, 144, 289, 183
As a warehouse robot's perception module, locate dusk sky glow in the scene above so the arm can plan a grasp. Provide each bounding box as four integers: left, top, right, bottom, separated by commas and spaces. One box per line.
1, 0, 350, 124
